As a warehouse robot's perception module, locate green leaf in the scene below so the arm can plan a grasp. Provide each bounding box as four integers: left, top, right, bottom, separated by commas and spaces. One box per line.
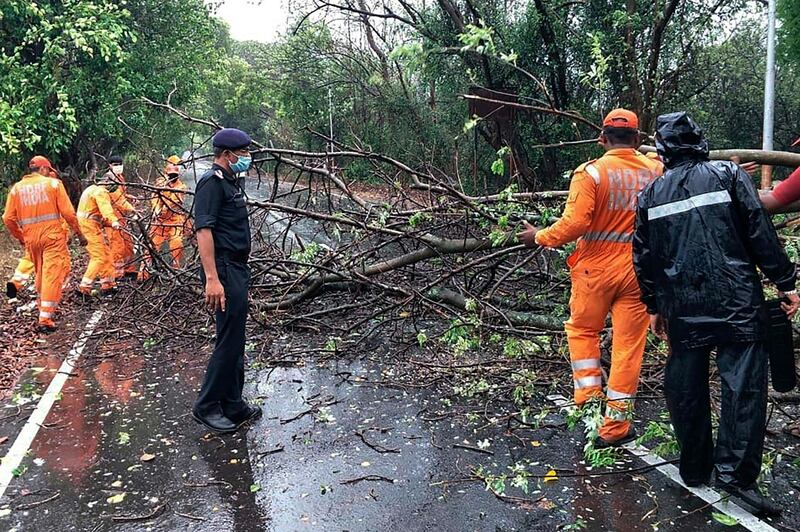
250, 484, 261, 493
711, 512, 738, 526
117, 432, 130, 445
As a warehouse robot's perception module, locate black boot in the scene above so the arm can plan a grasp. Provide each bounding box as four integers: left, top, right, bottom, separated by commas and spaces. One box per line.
595, 426, 638, 449
229, 405, 263, 428
192, 409, 237, 434
6, 282, 17, 299
718, 483, 782, 516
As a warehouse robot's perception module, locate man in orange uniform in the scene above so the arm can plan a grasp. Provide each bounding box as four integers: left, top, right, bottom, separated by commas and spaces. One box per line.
77, 175, 122, 295
3, 156, 86, 331
6, 164, 74, 299
139, 156, 188, 280
104, 156, 137, 280
518, 109, 663, 446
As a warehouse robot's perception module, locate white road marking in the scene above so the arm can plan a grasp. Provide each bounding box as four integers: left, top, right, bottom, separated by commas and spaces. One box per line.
546, 394, 779, 532
0, 310, 104, 500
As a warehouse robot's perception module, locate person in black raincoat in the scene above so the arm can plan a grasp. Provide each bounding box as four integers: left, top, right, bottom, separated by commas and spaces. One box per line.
633, 112, 799, 515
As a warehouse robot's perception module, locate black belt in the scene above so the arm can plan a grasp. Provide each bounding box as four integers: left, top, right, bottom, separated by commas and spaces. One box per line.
217, 250, 249, 263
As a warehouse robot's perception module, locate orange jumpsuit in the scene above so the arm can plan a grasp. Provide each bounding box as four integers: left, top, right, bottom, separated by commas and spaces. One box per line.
535, 148, 663, 441
105, 177, 136, 278
77, 185, 119, 293
148, 177, 188, 267
3, 173, 81, 328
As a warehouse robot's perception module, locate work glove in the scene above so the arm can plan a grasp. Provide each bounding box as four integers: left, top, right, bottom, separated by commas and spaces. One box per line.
111, 221, 121, 230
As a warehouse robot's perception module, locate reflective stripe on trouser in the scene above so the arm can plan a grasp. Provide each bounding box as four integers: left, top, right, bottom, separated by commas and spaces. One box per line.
565, 259, 649, 441
11, 252, 34, 289
27, 231, 70, 327
80, 219, 116, 292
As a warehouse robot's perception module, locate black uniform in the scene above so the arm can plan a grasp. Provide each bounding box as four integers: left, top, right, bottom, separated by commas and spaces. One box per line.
193, 163, 251, 420
633, 113, 796, 489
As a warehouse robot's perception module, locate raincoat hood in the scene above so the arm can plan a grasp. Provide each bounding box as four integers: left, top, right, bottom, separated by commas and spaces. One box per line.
655, 112, 709, 168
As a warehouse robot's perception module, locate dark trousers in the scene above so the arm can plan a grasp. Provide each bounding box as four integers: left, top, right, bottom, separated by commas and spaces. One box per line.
195, 258, 250, 418
664, 340, 767, 488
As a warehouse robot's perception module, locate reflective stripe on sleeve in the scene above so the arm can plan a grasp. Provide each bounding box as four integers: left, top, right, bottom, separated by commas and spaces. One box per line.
647, 190, 732, 221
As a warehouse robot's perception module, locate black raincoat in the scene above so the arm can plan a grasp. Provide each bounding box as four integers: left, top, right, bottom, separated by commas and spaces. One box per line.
633, 112, 796, 349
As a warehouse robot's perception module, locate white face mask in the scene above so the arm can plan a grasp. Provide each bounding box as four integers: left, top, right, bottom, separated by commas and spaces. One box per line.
111, 164, 124, 175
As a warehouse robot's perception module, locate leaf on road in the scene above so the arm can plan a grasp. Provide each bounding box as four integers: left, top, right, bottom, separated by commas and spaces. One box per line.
711, 512, 738, 526
117, 432, 130, 445
107, 492, 126, 504
250, 484, 261, 493
543, 470, 558, 483
140, 453, 155, 462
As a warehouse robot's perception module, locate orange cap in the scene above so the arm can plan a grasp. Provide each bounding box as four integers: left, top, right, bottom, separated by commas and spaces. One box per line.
792, 136, 800, 148
29, 155, 54, 169
603, 109, 639, 130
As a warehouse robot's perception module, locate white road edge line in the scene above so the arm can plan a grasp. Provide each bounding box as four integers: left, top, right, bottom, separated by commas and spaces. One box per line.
546, 394, 778, 532
0, 310, 104, 501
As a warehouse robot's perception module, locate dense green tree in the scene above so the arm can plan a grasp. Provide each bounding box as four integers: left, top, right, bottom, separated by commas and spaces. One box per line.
0, 0, 225, 185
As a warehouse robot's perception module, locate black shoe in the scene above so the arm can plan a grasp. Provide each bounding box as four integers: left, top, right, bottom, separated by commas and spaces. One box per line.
192, 410, 237, 434
229, 405, 263, 427
718, 483, 782, 516
594, 427, 638, 449
6, 282, 17, 299
683, 476, 711, 488
100, 287, 118, 298
123, 271, 139, 281
36, 324, 57, 334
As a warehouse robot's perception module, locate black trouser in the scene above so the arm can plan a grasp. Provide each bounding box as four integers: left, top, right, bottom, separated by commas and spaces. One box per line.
195, 258, 250, 419
664, 340, 767, 488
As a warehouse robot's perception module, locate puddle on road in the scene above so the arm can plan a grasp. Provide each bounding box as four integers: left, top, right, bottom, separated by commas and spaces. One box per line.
0, 341, 755, 531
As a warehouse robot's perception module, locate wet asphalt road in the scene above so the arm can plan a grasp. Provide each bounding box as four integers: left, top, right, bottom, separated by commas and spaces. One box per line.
0, 165, 789, 531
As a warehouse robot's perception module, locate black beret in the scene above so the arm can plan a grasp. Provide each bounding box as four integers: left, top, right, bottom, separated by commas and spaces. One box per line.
213, 128, 252, 150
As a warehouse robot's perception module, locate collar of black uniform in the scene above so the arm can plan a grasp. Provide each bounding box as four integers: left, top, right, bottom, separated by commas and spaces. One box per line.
211, 163, 238, 182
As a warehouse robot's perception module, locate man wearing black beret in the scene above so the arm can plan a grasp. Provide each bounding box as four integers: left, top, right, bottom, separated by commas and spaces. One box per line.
192, 127, 261, 433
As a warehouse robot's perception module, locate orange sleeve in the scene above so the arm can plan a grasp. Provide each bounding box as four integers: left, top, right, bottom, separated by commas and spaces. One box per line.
96, 190, 119, 226
55, 181, 81, 236
535, 170, 596, 248
2, 187, 23, 243
117, 194, 135, 214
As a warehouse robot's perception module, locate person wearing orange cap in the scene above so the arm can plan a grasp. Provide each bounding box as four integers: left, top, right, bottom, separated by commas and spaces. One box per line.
3, 156, 87, 331
138, 156, 188, 280
518, 109, 663, 447
6, 163, 74, 299
103, 156, 138, 280
77, 174, 122, 296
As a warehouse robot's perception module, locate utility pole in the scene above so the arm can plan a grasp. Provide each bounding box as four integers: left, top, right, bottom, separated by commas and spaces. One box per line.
762, 0, 777, 189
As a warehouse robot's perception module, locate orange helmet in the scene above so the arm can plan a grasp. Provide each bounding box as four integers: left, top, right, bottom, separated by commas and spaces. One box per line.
603, 109, 639, 130
29, 155, 54, 170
